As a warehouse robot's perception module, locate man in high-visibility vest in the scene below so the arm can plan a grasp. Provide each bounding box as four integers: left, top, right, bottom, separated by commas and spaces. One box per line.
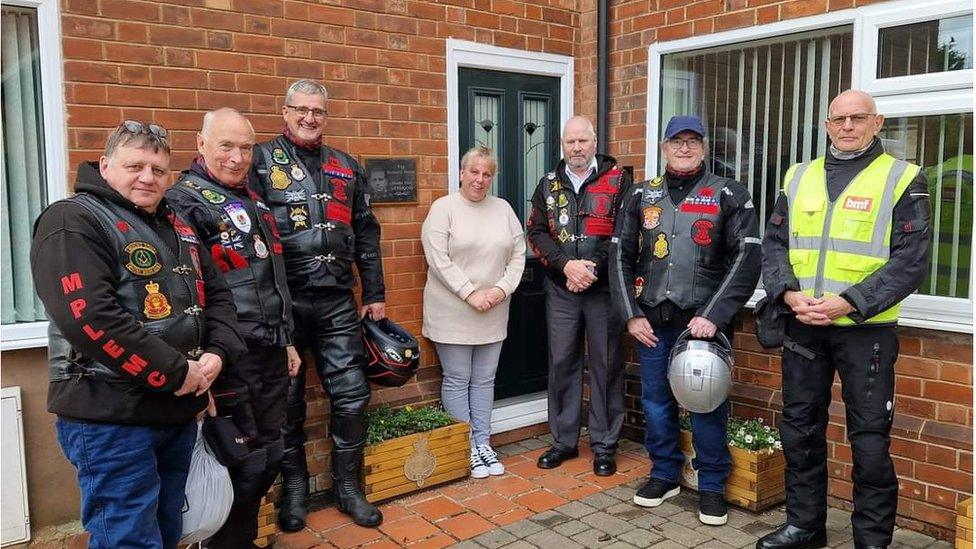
757, 90, 931, 549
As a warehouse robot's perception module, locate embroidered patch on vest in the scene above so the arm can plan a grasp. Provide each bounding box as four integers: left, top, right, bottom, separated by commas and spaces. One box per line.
322, 156, 354, 179
583, 217, 614, 236
331, 178, 348, 202
124, 242, 162, 276
289, 206, 309, 230
642, 206, 662, 229
201, 189, 226, 204
270, 165, 291, 190
253, 234, 269, 259
634, 276, 645, 297
691, 219, 714, 246
272, 147, 290, 165
223, 203, 252, 233
558, 208, 569, 225
290, 164, 306, 180
679, 189, 719, 215
284, 188, 307, 203
143, 281, 172, 320
652, 233, 669, 259
557, 193, 569, 208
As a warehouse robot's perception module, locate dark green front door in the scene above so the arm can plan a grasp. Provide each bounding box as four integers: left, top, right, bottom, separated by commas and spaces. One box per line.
458, 68, 560, 400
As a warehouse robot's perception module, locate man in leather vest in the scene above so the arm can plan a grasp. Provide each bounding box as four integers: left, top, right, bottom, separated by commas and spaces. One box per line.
30, 121, 245, 548
251, 79, 385, 529
167, 109, 302, 548
610, 115, 761, 526
527, 116, 631, 477
757, 91, 931, 549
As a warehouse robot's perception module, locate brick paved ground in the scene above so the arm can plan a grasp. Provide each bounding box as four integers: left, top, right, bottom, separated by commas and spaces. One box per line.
273, 436, 951, 549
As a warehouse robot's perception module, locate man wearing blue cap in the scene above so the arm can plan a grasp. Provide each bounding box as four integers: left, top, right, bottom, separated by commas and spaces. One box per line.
610, 115, 761, 525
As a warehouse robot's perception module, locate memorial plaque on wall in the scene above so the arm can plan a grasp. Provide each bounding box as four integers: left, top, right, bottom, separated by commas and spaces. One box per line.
362, 157, 417, 205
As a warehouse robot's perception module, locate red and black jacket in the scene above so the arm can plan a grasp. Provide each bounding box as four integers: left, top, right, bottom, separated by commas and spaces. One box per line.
526, 154, 631, 290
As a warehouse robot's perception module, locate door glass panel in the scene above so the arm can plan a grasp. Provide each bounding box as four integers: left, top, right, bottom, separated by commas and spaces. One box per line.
473, 92, 501, 197
522, 96, 549, 228
878, 15, 974, 78
879, 112, 973, 299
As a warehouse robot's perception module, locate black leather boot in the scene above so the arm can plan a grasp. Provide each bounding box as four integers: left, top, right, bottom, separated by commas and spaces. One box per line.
276, 446, 309, 532
755, 523, 827, 549
332, 448, 382, 527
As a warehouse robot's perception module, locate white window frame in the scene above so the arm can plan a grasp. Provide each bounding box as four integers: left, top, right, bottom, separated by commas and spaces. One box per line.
646, 0, 974, 333
0, 0, 68, 350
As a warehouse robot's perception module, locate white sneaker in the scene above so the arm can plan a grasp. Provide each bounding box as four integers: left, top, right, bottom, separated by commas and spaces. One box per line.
470, 447, 489, 479
476, 444, 505, 476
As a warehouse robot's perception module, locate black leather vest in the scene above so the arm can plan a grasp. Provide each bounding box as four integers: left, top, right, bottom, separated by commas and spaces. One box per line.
635, 172, 729, 309
171, 173, 291, 335
255, 136, 358, 290
539, 167, 624, 262
48, 193, 206, 382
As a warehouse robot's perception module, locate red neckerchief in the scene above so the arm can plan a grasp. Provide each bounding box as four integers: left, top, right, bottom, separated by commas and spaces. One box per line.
193, 156, 246, 190
665, 163, 704, 178
282, 125, 320, 151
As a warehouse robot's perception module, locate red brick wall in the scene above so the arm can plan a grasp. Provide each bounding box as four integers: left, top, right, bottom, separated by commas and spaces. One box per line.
591, 0, 973, 541
58, 0, 580, 501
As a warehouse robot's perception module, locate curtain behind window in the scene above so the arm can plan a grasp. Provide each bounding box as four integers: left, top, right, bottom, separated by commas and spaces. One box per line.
2, 6, 47, 324
660, 27, 854, 228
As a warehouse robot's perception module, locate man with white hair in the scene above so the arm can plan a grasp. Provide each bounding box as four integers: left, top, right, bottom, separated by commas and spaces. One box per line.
757, 90, 931, 549
527, 115, 631, 477
167, 108, 301, 548
252, 80, 385, 529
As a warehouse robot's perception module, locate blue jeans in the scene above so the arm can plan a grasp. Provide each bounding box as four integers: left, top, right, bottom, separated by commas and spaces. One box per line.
637, 325, 731, 493
56, 418, 197, 549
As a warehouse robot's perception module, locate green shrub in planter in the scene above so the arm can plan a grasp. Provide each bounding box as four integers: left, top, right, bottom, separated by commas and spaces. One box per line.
365, 405, 455, 446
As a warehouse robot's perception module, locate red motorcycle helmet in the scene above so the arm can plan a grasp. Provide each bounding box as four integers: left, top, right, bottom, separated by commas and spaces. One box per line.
362, 317, 420, 387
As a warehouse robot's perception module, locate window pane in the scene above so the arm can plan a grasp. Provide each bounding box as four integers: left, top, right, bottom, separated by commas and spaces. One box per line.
880, 113, 973, 299
522, 96, 548, 229
473, 92, 500, 197
877, 15, 974, 78
660, 27, 853, 228
2, 6, 48, 324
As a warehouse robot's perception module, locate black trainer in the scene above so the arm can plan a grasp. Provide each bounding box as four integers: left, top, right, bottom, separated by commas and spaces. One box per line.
633, 478, 680, 507
698, 491, 728, 525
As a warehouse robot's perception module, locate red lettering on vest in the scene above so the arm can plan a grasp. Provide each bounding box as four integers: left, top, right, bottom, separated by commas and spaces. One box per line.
69, 298, 87, 319
102, 339, 124, 359
146, 371, 167, 388
584, 217, 615, 237
61, 272, 84, 295
262, 212, 280, 239
327, 201, 352, 225
196, 280, 206, 307
272, 242, 283, 255
83, 324, 105, 341
331, 178, 348, 202
843, 196, 873, 212
122, 354, 148, 377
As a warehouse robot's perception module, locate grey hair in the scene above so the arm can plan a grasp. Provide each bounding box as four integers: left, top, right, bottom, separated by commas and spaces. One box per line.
460, 146, 497, 174
285, 79, 328, 104
104, 122, 170, 159
201, 108, 254, 137
562, 116, 597, 141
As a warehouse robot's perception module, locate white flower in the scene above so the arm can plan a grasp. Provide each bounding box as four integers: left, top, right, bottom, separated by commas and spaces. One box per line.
729, 440, 736, 447
764, 425, 771, 432
738, 428, 745, 436
757, 417, 763, 423
745, 434, 754, 444
773, 441, 783, 450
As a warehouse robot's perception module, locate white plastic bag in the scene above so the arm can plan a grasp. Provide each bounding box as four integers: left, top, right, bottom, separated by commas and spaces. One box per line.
179, 421, 233, 545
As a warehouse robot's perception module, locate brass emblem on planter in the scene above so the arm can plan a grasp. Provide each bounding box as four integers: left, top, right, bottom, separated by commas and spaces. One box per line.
403, 436, 437, 487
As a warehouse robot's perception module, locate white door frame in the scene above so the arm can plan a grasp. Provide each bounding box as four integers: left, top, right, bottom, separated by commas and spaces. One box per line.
445, 39, 573, 433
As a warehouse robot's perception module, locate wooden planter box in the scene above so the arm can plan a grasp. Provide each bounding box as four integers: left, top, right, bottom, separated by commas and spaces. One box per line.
363, 421, 470, 503
679, 429, 786, 512
958, 497, 973, 549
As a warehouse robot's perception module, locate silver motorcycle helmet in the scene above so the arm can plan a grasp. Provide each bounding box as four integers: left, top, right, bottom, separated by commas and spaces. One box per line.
667, 328, 734, 414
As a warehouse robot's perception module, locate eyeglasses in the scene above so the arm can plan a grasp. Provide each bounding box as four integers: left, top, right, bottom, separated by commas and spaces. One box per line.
826, 113, 877, 127
666, 137, 704, 150
284, 105, 328, 119
121, 120, 168, 138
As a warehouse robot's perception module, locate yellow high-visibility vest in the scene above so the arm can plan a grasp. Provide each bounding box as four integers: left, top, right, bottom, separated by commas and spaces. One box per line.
784, 153, 920, 325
